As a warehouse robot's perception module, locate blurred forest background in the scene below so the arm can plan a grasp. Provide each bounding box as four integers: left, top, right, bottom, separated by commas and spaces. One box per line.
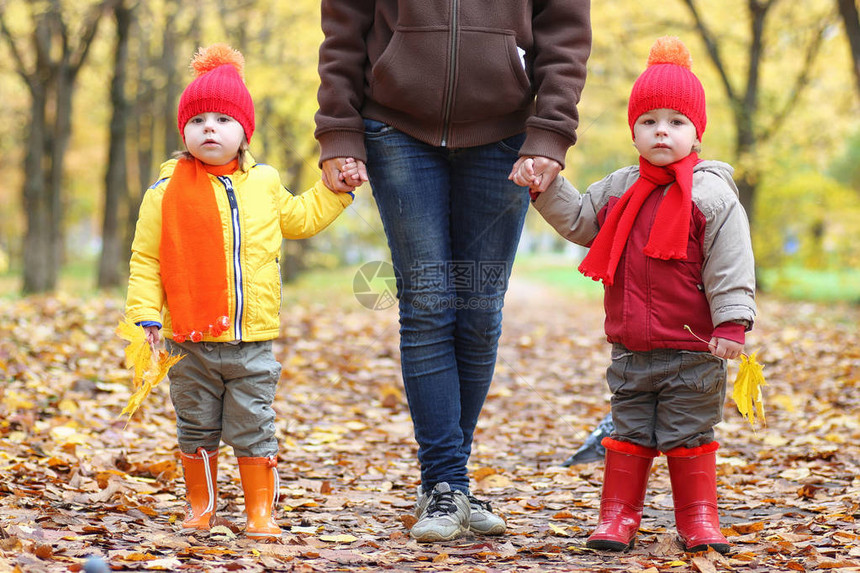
1, 0, 859, 297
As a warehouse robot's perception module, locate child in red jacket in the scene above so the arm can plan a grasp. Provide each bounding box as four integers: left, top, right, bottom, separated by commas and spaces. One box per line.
512, 37, 756, 553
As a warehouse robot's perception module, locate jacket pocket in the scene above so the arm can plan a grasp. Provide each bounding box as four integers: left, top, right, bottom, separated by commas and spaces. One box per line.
450, 28, 531, 122
370, 28, 450, 121
677, 351, 726, 393
369, 27, 532, 123
606, 344, 635, 394
245, 260, 281, 334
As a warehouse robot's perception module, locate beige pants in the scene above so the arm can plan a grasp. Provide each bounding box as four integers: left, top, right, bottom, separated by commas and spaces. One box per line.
166, 340, 281, 458
606, 343, 727, 452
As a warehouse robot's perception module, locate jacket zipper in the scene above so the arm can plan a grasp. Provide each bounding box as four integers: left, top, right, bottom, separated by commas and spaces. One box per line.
218, 175, 244, 340
440, 0, 459, 147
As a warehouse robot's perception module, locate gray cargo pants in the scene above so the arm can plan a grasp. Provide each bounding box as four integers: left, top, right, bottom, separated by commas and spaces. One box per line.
166, 339, 281, 458
606, 343, 727, 452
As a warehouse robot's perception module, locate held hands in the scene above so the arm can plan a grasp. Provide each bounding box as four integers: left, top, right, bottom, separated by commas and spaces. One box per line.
508, 156, 562, 196
322, 157, 368, 193
708, 337, 744, 360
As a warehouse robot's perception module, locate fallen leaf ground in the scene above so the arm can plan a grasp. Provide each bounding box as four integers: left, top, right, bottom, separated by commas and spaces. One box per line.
0, 276, 858, 572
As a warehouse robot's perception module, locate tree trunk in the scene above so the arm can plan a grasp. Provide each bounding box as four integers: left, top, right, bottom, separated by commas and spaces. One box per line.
21, 87, 53, 294
126, 4, 155, 259
3, 1, 114, 294
98, 0, 132, 289
837, 0, 860, 97
678, 0, 831, 228
734, 107, 759, 216
161, 0, 181, 157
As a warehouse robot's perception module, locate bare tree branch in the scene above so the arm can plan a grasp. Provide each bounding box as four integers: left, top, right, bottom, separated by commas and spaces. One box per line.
0, 8, 36, 91
681, 0, 739, 104
69, 0, 120, 80
760, 12, 834, 142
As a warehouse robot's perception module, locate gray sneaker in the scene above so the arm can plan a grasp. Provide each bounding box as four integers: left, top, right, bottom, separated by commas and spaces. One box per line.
411, 482, 470, 542
467, 494, 506, 535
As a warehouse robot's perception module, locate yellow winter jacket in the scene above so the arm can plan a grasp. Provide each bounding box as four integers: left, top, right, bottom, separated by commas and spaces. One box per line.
125, 156, 353, 342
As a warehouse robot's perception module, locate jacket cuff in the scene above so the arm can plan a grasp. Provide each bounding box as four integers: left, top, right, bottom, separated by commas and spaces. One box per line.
519, 127, 574, 168
711, 321, 746, 345
317, 130, 368, 166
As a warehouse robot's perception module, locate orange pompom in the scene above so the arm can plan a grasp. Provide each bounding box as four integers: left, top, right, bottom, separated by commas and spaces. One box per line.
647, 36, 692, 70
190, 43, 245, 79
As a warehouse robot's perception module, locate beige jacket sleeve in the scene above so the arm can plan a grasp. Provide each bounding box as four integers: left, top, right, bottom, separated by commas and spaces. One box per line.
531, 174, 605, 247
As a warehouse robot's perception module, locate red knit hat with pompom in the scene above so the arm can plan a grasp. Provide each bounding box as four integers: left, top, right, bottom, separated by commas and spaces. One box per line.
177, 44, 255, 143
628, 36, 706, 139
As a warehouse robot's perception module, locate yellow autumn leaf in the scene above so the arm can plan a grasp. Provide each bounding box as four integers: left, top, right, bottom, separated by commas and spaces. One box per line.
732, 351, 767, 430
291, 525, 319, 534
115, 317, 153, 388
684, 325, 768, 431
120, 350, 184, 423
319, 534, 358, 543
116, 316, 184, 423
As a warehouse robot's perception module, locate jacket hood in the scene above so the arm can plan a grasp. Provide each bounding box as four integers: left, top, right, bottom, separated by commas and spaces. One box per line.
694, 159, 738, 197
158, 158, 178, 180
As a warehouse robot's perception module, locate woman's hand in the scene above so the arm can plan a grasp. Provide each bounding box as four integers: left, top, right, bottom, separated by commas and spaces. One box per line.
322, 157, 368, 192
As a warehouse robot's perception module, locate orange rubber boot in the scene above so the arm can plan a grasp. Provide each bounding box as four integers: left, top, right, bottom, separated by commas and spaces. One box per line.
237, 456, 282, 539
665, 442, 730, 554
586, 438, 659, 551
179, 448, 218, 529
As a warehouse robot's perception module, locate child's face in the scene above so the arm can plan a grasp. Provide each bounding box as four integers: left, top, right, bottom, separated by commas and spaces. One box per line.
632, 108, 700, 166
183, 112, 245, 165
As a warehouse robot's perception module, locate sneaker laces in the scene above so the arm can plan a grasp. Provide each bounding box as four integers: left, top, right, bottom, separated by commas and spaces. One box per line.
426, 490, 461, 516
467, 495, 492, 512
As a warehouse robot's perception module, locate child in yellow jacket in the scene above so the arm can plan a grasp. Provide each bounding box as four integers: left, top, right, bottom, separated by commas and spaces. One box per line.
125, 44, 354, 539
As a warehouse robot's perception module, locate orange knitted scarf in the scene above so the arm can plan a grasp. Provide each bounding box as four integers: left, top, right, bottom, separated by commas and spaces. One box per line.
160, 157, 237, 340
579, 153, 699, 286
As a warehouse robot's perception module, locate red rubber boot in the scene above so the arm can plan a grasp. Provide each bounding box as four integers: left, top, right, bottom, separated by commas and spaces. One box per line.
586, 438, 659, 551
665, 442, 730, 554
237, 456, 282, 539
179, 448, 218, 529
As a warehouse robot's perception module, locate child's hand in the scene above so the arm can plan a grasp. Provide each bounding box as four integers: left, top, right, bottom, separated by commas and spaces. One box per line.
322, 157, 366, 193
509, 156, 562, 196
144, 325, 161, 346
708, 336, 743, 360
509, 157, 539, 188
339, 158, 368, 188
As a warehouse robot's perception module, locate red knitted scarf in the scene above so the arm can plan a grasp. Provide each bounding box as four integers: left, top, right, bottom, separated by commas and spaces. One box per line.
160, 157, 237, 339
579, 153, 699, 286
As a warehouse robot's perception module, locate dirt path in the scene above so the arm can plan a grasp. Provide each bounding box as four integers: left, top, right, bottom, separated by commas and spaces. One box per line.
0, 285, 858, 571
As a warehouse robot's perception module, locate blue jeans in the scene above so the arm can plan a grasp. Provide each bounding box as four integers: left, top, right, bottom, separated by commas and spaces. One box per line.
364, 119, 529, 492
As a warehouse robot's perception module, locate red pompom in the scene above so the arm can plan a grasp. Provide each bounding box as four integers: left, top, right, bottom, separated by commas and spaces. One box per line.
190, 43, 245, 79
647, 36, 693, 70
